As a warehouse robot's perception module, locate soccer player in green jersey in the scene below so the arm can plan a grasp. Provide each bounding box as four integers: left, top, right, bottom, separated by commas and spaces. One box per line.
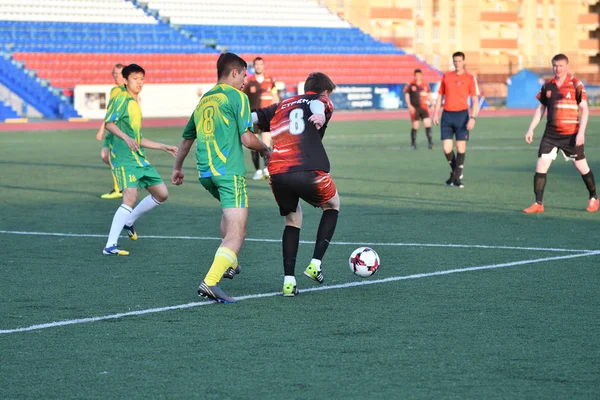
102, 64, 178, 256
172, 52, 271, 304
97, 63, 125, 199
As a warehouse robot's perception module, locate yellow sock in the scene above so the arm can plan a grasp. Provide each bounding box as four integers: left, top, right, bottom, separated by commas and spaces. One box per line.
112, 172, 120, 193
204, 247, 238, 286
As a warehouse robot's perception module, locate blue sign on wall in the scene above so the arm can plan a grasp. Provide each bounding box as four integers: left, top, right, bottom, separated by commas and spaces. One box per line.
329, 84, 403, 110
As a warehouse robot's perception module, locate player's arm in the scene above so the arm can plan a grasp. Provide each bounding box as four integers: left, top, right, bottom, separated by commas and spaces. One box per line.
404, 91, 414, 113
525, 104, 547, 144
576, 99, 589, 147
172, 113, 198, 185
96, 121, 106, 141
308, 100, 327, 131
241, 131, 270, 163
252, 103, 279, 132
140, 137, 178, 156
466, 95, 479, 130
105, 122, 139, 151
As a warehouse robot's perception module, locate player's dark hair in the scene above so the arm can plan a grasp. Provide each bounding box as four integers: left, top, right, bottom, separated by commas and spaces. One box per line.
414, 69, 422, 74
552, 54, 569, 63
304, 72, 336, 93
114, 63, 124, 69
217, 52, 247, 79
253, 57, 264, 64
452, 51, 465, 60
122, 64, 145, 79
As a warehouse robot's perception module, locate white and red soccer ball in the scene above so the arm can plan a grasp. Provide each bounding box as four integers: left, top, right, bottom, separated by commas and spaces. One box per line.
349, 247, 380, 278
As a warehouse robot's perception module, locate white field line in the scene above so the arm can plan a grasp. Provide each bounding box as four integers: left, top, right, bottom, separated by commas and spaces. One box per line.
1, 250, 599, 335
0, 230, 597, 253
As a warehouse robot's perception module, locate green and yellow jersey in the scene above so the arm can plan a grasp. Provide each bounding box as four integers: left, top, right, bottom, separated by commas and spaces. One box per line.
110, 84, 125, 100
182, 83, 253, 178
103, 85, 127, 148
104, 90, 149, 168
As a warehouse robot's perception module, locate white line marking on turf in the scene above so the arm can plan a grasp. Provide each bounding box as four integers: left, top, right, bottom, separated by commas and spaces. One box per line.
0, 230, 596, 253
1, 251, 598, 335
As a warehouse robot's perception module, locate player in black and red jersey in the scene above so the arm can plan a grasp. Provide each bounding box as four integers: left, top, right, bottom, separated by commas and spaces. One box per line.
243, 57, 278, 180
253, 72, 338, 297
523, 54, 598, 213
403, 69, 434, 150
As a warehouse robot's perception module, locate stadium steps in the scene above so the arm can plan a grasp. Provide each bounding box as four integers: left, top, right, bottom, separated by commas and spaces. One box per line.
13, 52, 440, 89
0, 100, 20, 121
0, 53, 80, 119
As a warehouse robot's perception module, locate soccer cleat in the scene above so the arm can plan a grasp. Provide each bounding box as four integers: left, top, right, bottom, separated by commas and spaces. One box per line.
197, 281, 236, 304
523, 202, 544, 214
222, 265, 241, 279
252, 169, 263, 180
453, 179, 464, 189
262, 167, 270, 179
103, 245, 129, 256
587, 197, 599, 212
428, 143, 435, 150
303, 262, 324, 284
123, 224, 137, 241
410, 144, 417, 150
101, 190, 123, 199
445, 173, 455, 186
283, 282, 299, 297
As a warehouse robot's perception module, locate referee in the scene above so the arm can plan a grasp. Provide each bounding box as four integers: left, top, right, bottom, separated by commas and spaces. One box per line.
432, 51, 480, 188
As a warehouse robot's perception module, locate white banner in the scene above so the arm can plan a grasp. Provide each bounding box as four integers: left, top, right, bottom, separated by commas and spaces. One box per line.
74, 83, 216, 119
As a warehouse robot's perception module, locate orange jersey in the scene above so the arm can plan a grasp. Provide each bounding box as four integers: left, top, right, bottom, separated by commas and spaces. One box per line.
438, 71, 479, 112
404, 81, 430, 109
536, 75, 587, 136
244, 74, 276, 109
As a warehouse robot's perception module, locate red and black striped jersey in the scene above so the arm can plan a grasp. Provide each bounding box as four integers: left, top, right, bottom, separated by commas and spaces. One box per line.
537, 75, 587, 136
244, 74, 276, 109
255, 92, 334, 175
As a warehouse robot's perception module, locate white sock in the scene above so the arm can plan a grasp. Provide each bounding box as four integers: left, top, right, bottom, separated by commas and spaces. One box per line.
106, 204, 132, 248
125, 195, 162, 226
310, 258, 322, 270
284, 276, 297, 286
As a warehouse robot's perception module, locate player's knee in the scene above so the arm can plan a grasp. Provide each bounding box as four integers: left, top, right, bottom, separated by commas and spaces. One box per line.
154, 190, 168, 203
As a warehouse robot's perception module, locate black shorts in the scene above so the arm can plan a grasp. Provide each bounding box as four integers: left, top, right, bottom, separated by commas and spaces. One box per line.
441, 110, 469, 141
410, 107, 429, 122
270, 170, 337, 216
538, 134, 585, 161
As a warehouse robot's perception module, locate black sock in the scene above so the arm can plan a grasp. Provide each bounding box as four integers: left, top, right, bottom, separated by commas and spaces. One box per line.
454, 152, 465, 180
581, 171, 597, 199
410, 129, 417, 145
283, 226, 301, 277
444, 151, 456, 172
251, 150, 260, 170
425, 127, 432, 144
312, 209, 339, 261
534, 172, 547, 204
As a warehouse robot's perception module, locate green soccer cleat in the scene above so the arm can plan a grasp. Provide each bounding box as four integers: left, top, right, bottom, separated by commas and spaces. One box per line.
283, 282, 299, 297
303, 262, 324, 284
123, 224, 137, 241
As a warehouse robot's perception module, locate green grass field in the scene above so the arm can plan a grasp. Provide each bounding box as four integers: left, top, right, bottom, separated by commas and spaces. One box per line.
1, 116, 599, 399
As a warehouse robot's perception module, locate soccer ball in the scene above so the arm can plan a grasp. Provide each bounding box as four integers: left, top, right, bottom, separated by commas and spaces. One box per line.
349, 247, 380, 278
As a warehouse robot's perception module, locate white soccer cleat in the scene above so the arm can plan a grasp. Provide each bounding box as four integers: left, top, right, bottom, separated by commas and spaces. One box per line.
252, 169, 263, 180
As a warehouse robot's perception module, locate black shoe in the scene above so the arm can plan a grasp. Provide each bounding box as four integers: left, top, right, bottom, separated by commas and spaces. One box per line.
453, 179, 464, 189
445, 173, 454, 186
428, 143, 435, 150
222, 265, 240, 279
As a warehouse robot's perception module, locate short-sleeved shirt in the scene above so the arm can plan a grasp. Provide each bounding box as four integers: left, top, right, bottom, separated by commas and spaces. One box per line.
244, 74, 276, 109
438, 71, 479, 112
255, 92, 334, 175
102, 85, 127, 148
110, 85, 125, 100
182, 84, 253, 178
404, 81, 430, 109
104, 91, 149, 168
536, 75, 587, 136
